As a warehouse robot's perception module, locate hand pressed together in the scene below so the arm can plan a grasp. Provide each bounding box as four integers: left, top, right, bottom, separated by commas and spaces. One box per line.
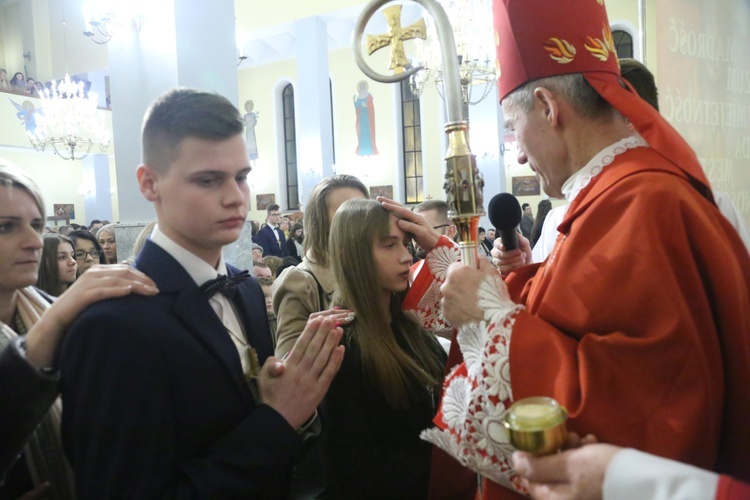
259, 316, 345, 429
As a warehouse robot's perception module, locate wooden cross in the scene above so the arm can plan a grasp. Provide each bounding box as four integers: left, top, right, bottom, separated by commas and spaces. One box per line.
366, 5, 426, 74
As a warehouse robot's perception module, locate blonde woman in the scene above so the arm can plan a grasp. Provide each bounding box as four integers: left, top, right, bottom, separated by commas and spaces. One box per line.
273, 175, 368, 357
0, 163, 157, 498
97, 223, 118, 263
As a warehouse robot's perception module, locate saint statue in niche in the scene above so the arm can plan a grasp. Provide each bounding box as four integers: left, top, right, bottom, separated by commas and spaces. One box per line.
243, 99, 259, 161
354, 80, 378, 156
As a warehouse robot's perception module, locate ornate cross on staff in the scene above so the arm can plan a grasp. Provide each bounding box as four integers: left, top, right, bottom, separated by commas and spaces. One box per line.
354, 0, 485, 268
366, 5, 427, 74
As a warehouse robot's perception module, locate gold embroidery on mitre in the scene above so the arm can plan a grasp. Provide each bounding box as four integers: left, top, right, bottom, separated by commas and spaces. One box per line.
543, 38, 577, 64
595, 0, 604, 5
584, 23, 616, 62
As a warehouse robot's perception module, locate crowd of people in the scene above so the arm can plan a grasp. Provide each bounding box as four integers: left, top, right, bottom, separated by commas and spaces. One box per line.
31, 220, 121, 302
2, 0, 750, 499
0, 69, 47, 96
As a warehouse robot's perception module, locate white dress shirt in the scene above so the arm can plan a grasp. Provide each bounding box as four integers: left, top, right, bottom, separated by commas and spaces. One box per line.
150, 226, 251, 375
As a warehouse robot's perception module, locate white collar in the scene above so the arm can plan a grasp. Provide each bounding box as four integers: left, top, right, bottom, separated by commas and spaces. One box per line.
150, 225, 228, 287
561, 135, 648, 202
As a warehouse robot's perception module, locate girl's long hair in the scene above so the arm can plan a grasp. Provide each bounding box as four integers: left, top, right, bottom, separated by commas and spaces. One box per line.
530, 199, 553, 248
36, 234, 75, 296
330, 199, 443, 409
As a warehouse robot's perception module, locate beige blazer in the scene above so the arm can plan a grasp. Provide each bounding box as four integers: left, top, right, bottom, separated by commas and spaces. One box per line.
272, 253, 336, 357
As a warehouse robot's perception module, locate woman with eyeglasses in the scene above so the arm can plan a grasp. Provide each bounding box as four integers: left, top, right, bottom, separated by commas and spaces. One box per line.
69, 230, 106, 276
0, 163, 158, 499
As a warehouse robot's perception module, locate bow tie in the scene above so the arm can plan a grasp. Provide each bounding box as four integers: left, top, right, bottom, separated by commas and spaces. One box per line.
199, 270, 250, 299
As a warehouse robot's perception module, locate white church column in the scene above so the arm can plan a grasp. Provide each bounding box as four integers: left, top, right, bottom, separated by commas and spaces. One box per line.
108, 0, 239, 224
467, 93, 505, 227
81, 154, 113, 224
293, 16, 334, 210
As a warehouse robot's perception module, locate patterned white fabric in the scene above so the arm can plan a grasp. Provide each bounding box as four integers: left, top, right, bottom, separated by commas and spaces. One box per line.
422, 273, 526, 492
561, 135, 647, 202
407, 240, 461, 336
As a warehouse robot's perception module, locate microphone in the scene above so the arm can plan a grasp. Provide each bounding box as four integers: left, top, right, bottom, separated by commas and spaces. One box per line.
488, 193, 523, 251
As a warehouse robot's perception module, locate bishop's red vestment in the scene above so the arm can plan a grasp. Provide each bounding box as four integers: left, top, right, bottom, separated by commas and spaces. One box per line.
423, 144, 750, 498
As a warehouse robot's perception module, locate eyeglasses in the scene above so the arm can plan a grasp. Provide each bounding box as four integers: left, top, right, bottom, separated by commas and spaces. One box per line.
269, 212, 281, 217
74, 249, 101, 259
432, 224, 450, 230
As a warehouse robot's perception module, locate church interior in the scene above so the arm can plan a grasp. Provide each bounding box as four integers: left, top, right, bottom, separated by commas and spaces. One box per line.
0, 0, 747, 262
1, 1, 750, 497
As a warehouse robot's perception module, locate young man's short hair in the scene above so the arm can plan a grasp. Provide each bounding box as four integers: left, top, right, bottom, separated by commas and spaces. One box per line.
142, 88, 244, 172
522, 203, 530, 210
619, 58, 659, 111
266, 204, 280, 214
413, 199, 450, 218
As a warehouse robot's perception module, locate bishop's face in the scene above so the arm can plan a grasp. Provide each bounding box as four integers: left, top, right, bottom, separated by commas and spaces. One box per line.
503, 95, 568, 198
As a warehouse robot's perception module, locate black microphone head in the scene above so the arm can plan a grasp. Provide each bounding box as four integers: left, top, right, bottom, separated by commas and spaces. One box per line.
488, 193, 522, 230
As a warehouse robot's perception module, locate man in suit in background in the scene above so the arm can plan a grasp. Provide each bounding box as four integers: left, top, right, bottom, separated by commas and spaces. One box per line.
519, 202, 534, 239
255, 204, 288, 257
60, 88, 344, 498
412, 200, 457, 260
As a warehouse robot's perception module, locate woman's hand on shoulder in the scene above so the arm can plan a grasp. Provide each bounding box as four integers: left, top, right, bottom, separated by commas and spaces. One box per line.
309, 307, 356, 328
25, 265, 158, 369
50, 264, 158, 327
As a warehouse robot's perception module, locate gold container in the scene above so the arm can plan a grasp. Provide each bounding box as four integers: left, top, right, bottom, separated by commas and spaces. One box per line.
502, 397, 568, 455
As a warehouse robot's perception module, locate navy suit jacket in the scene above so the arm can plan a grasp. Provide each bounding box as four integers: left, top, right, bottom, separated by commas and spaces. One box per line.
60, 240, 302, 499
254, 224, 288, 257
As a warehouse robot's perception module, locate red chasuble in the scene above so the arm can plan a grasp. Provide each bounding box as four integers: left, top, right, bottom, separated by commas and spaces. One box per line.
428, 146, 750, 499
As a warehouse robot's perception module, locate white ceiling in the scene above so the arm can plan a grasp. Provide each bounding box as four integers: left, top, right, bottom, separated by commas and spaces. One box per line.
237, 2, 426, 68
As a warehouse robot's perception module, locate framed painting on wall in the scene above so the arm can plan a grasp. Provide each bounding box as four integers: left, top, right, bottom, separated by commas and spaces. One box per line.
369, 185, 393, 200
256, 194, 276, 211
511, 176, 540, 196
53, 203, 75, 220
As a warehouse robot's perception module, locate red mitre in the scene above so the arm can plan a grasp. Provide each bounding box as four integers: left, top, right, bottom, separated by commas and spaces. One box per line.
492, 0, 714, 203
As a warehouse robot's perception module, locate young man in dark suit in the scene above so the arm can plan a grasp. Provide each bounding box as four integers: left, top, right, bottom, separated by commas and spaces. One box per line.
254, 204, 288, 257
60, 89, 344, 498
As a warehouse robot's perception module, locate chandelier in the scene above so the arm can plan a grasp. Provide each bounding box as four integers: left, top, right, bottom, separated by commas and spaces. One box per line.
410, 0, 497, 105
27, 75, 110, 161
82, 0, 144, 44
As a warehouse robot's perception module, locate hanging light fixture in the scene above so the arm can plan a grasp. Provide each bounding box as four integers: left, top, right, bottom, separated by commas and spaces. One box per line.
82, 0, 144, 45
28, 75, 110, 160
27, 5, 110, 160
410, 0, 497, 105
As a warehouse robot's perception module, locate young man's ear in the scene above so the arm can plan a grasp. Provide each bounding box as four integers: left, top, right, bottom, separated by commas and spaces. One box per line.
137, 164, 159, 202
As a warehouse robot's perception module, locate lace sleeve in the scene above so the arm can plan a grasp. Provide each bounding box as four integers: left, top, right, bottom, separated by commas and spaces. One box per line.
421, 273, 526, 493
403, 236, 461, 336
